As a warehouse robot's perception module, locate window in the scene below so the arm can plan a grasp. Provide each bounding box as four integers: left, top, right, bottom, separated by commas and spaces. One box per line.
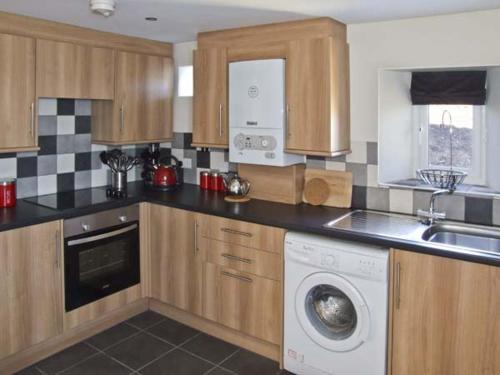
415, 104, 485, 184
177, 65, 193, 97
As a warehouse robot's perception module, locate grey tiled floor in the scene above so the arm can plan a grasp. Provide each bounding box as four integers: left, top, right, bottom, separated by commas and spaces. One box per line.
17, 311, 290, 375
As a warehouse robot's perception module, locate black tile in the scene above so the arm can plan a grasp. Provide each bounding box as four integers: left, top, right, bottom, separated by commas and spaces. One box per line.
38, 135, 58, 155
61, 354, 130, 375
206, 368, 234, 375
181, 333, 238, 364
0, 152, 16, 159
106, 332, 173, 370
86, 323, 139, 350
146, 318, 199, 345
17, 157, 38, 178
221, 349, 280, 375
183, 133, 194, 149
75, 116, 91, 134
351, 185, 367, 209
36, 343, 97, 375
75, 152, 92, 171
57, 173, 75, 192
306, 155, 325, 161
139, 349, 213, 375
126, 311, 165, 329
14, 366, 44, 375
465, 196, 493, 225
196, 150, 211, 168
57, 99, 75, 115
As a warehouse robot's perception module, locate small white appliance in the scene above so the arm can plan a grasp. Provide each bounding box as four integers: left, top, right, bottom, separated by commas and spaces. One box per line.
284, 232, 389, 375
228, 59, 304, 166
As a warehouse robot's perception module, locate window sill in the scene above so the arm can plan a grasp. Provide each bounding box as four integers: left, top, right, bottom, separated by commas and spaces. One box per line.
381, 178, 500, 198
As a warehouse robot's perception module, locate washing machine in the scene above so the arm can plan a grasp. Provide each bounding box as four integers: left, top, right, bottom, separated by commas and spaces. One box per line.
284, 232, 389, 375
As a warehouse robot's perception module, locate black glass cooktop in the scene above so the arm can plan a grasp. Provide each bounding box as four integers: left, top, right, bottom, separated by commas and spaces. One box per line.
23, 187, 133, 211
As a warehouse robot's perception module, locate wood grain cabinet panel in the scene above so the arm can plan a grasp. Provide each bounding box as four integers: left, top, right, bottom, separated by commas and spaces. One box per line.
192, 47, 228, 148
92, 51, 174, 144
36, 39, 114, 99
286, 36, 350, 156
0, 33, 36, 152
390, 250, 500, 375
0, 221, 63, 359
149, 205, 202, 315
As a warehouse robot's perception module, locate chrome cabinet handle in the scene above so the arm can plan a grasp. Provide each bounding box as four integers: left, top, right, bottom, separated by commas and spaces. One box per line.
218, 104, 223, 137
221, 253, 252, 264
220, 227, 253, 238
30, 102, 35, 137
120, 105, 125, 133
395, 262, 401, 309
55, 230, 61, 269
194, 220, 199, 254
221, 271, 252, 283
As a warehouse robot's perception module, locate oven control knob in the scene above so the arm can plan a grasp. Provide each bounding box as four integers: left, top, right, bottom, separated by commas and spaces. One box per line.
118, 215, 127, 223
81, 223, 90, 232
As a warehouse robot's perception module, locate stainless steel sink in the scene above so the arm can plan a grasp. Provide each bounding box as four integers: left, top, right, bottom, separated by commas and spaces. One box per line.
421, 223, 500, 254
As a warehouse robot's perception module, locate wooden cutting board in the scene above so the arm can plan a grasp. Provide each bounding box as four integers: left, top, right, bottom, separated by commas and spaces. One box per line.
302, 169, 353, 208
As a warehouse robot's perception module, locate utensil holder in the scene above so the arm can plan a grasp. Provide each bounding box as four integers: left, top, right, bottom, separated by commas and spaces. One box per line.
111, 171, 127, 192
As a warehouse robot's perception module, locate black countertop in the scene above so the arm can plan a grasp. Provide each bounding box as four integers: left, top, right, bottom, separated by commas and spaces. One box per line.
1, 181, 499, 267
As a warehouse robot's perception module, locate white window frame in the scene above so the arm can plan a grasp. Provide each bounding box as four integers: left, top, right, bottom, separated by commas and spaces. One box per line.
177, 65, 193, 97
413, 105, 486, 185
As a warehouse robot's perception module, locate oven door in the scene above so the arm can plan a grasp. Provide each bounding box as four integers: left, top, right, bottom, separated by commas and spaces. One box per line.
65, 222, 140, 312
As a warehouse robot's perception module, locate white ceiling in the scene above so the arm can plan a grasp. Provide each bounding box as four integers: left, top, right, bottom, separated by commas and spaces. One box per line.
1, 0, 499, 42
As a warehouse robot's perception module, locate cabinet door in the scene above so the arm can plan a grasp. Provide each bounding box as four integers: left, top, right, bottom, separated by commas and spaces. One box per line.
0, 221, 63, 359
36, 39, 114, 100
115, 51, 173, 143
217, 267, 281, 344
391, 250, 500, 375
193, 48, 228, 148
0, 33, 36, 151
149, 205, 202, 315
286, 37, 332, 154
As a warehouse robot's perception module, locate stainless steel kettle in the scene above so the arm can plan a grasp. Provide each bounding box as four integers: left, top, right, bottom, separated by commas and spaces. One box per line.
222, 173, 251, 196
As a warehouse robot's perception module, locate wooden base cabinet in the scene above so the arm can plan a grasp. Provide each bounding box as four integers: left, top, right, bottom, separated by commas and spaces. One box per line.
149, 205, 202, 315
390, 249, 500, 375
0, 221, 63, 360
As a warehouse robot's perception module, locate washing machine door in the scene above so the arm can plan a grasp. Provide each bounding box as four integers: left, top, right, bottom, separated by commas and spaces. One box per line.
295, 272, 370, 352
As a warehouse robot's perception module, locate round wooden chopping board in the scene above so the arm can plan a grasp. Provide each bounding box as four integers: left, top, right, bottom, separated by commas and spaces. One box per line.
304, 178, 330, 206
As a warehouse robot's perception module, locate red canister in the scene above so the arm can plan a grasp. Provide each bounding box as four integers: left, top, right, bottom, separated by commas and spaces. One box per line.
199, 171, 210, 190
210, 171, 225, 192
0, 178, 16, 208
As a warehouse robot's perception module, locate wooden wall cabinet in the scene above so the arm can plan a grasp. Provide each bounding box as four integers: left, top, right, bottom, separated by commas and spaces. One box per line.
92, 51, 174, 145
0, 221, 63, 359
36, 39, 115, 100
193, 18, 350, 156
149, 205, 202, 315
0, 33, 37, 152
390, 249, 500, 375
192, 47, 228, 148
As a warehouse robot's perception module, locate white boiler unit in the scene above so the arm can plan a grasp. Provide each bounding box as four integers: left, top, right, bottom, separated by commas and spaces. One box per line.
229, 59, 304, 166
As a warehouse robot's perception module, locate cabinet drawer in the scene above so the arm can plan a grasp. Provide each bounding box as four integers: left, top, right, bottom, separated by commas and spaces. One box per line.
203, 264, 281, 345
198, 214, 284, 253
198, 237, 281, 280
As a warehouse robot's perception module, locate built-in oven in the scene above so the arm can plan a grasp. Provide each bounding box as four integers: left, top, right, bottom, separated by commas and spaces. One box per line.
64, 205, 140, 312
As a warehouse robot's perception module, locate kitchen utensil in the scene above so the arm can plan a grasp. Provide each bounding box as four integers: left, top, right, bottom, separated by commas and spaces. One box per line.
304, 178, 330, 206
151, 155, 183, 191
100, 150, 141, 197
0, 178, 16, 208
302, 169, 353, 208
222, 173, 251, 196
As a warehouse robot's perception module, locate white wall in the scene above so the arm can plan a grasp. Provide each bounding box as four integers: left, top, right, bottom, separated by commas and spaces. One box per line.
348, 9, 500, 142
173, 41, 197, 133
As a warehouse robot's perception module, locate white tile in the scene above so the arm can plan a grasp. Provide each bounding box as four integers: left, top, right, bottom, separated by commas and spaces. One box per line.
325, 161, 346, 171
390, 188, 414, 214
75, 100, 91, 116
210, 151, 228, 172
366, 164, 379, 187
57, 116, 75, 135
183, 158, 192, 169
38, 98, 57, 115
171, 148, 184, 161
37, 175, 57, 195
91, 169, 108, 187
0, 158, 17, 178
346, 141, 367, 164
91, 143, 108, 152
160, 142, 172, 148
57, 154, 75, 174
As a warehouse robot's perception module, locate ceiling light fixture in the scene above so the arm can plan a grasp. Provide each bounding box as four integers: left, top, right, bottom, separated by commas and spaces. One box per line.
90, 0, 116, 17
145, 17, 158, 21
